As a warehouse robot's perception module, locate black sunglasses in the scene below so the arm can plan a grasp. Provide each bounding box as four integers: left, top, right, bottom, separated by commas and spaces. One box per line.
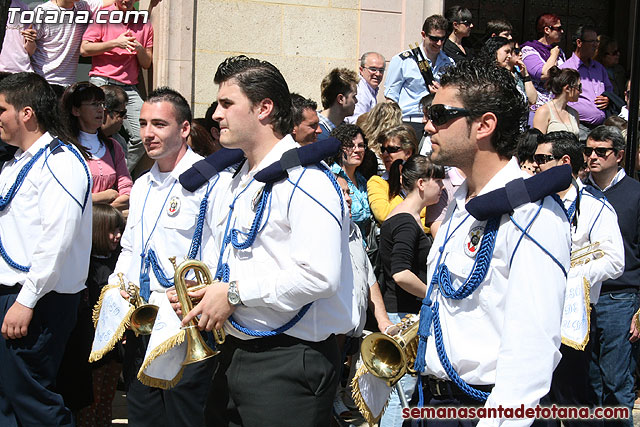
584, 146, 616, 157
108, 108, 127, 118
428, 34, 447, 43
547, 25, 564, 32
533, 153, 556, 165
427, 104, 471, 126
381, 145, 403, 154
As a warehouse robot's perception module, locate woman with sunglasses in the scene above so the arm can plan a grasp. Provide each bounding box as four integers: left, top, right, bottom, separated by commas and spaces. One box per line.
377, 155, 444, 427
443, 6, 474, 63
329, 123, 372, 235
533, 66, 581, 136
521, 13, 567, 124
61, 82, 132, 212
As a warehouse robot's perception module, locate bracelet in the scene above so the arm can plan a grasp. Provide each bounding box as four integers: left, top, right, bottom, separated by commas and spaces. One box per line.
522, 75, 532, 82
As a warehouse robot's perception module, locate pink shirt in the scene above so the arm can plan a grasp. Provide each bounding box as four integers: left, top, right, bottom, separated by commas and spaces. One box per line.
0, 0, 33, 73
83, 5, 153, 85
87, 138, 133, 196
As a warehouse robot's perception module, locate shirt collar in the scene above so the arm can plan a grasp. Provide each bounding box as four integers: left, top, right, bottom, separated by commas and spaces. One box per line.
236, 134, 298, 182
14, 131, 54, 161
588, 167, 626, 191
148, 146, 201, 185
360, 77, 378, 97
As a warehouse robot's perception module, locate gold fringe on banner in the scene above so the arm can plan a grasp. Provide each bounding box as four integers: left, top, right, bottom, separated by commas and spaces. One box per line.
137, 329, 187, 389
561, 277, 591, 351
351, 364, 388, 425
89, 285, 134, 363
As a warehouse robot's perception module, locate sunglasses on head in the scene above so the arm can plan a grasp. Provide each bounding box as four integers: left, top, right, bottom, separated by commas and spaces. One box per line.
428, 34, 447, 43
427, 104, 471, 126
584, 146, 616, 157
381, 145, 403, 154
533, 153, 556, 165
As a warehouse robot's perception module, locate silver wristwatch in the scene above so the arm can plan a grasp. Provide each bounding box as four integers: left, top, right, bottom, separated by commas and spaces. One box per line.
227, 280, 242, 306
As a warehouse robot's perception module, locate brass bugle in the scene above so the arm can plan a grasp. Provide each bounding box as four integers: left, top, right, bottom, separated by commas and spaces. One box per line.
172, 257, 225, 365
361, 315, 420, 387
570, 241, 604, 268
128, 282, 159, 336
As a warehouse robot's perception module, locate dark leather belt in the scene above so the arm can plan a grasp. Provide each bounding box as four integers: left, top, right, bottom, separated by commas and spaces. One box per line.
0, 284, 21, 296
427, 377, 493, 399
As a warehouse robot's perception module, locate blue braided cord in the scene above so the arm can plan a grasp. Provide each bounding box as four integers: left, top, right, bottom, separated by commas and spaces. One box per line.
0, 233, 29, 271
586, 194, 606, 242
509, 214, 568, 277
230, 183, 272, 250
508, 202, 543, 268
43, 140, 92, 212
432, 300, 490, 402
146, 248, 174, 288
319, 162, 345, 219
285, 178, 341, 229
188, 177, 218, 259
228, 303, 313, 337
287, 167, 307, 215
0, 144, 51, 212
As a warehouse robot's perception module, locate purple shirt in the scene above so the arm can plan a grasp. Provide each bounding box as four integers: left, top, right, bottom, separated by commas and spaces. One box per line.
559, 53, 613, 126
345, 78, 378, 124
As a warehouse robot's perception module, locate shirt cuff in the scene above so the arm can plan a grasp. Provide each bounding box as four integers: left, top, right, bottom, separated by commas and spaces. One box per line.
16, 283, 39, 309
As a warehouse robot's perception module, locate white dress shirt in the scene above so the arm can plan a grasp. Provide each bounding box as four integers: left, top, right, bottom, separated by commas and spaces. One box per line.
0, 132, 92, 308
208, 134, 356, 341
345, 78, 378, 124
422, 158, 571, 426
563, 180, 624, 304
110, 148, 217, 305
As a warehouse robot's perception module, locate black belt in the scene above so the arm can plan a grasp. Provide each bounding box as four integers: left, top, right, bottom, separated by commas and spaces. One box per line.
0, 284, 21, 296
226, 333, 335, 353
427, 377, 493, 399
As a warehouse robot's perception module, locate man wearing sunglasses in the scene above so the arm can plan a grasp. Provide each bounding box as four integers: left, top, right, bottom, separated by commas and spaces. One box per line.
584, 125, 640, 424
101, 84, 129, 153
533, 131, 624, 424
560, 26, 613, 140
415, 60, 572, 420
384, 14, 455, 137
346, 51, 385, 124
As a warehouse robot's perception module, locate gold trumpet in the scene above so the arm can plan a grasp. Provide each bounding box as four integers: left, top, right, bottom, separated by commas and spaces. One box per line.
360, 315, 420, 387
571, 242, 605, 268
171, 257, 225, 365
116, 273, 159, 336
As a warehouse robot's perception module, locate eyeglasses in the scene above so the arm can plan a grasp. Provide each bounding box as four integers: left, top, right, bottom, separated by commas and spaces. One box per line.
533, 154, 556, 165
345, 143, 367, 151
427, 34, 447, 43
426, 104, 471, 126
82, 101, 106, 109
584, 146, 616, 157
381, 145, 403, 154
364, 66, 385, 74
458, 20, 472, 26
571, 83, 582, 90
547, 25, 564, 32
108, 108, 127, 118
606, 50, 620, 56
581, 39, 600, 45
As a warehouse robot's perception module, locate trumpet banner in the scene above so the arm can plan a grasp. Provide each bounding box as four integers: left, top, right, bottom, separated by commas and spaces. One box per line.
137, 295, 187, 389
351, 363, 392, 424
89, 285, 134, 363
561, 275, 591, 350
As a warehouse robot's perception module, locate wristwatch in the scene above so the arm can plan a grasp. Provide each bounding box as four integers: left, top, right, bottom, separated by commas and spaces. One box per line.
227, 280, 242, 306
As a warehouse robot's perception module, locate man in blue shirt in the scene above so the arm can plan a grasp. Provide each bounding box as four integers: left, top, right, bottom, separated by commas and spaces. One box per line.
384, 14, 455, 137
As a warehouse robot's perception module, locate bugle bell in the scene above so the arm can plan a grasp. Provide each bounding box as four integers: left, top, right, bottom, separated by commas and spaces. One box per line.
171, 257, 225, 365
117, 273, 159, 336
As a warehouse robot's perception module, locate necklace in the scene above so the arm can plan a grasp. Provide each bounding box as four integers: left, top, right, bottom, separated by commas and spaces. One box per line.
550, 99, 576, 133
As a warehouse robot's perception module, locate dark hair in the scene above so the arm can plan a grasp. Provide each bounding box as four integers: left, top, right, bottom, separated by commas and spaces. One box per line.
328, 123, 367, 167
479, 36, 511, 64
541, 131, 583, 175
438, 59, 527, 157
102, 85, 128, 112
146, 86, 192, 125
214, 55, 292, 136
188, 122, 218, 156
60, 81, 107, 159
572, 25, 598, 52
445, 6, 472, 33
594, 34, 617, 64
388, 155, 445, 199
92, 203, 125, 256
422, 14, 448, 35
420, 93, 435, 113
290, 93, 318, 127
536, 13, 561, 38
0, 72, 74, 148
517, 128, 543, 164
378, 125, 418, 157
603, 115, 627, 132
201, 101, 220, 132
545, 66, 580, 95
485, 19, 513, 38
320, 68, 358, 109
587, 125, 625, 152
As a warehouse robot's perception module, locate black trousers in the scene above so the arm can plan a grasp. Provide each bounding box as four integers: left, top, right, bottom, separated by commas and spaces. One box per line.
0, 289, 80, 427
124, 330, 216, 427
206, 334, 340, 427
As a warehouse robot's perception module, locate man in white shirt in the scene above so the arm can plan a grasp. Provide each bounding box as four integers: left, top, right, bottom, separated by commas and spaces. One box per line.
534, 131, 624, 423
181, 55, 356, 426
415, 59, 571, 425
111, 87, 216, 426
0, 72, 92, 426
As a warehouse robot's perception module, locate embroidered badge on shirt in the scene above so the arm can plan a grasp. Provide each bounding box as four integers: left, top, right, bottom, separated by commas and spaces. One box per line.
167, 196, 180, 216
464, 225, 484, 257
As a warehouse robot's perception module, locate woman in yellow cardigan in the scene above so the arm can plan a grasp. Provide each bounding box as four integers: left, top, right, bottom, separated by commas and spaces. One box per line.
367, 125, 432, 230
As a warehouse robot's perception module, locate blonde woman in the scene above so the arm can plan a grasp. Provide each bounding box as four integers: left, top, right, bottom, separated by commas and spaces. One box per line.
357, 101, 403, 175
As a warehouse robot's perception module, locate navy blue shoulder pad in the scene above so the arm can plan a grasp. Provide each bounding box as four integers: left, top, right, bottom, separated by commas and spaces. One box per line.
465, 164, 572, 221
254, 137, 340, 184
48, 139, 65, 155
179, 148, 245, 192
400, 51, 412, 60
582, 184, 606, 200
